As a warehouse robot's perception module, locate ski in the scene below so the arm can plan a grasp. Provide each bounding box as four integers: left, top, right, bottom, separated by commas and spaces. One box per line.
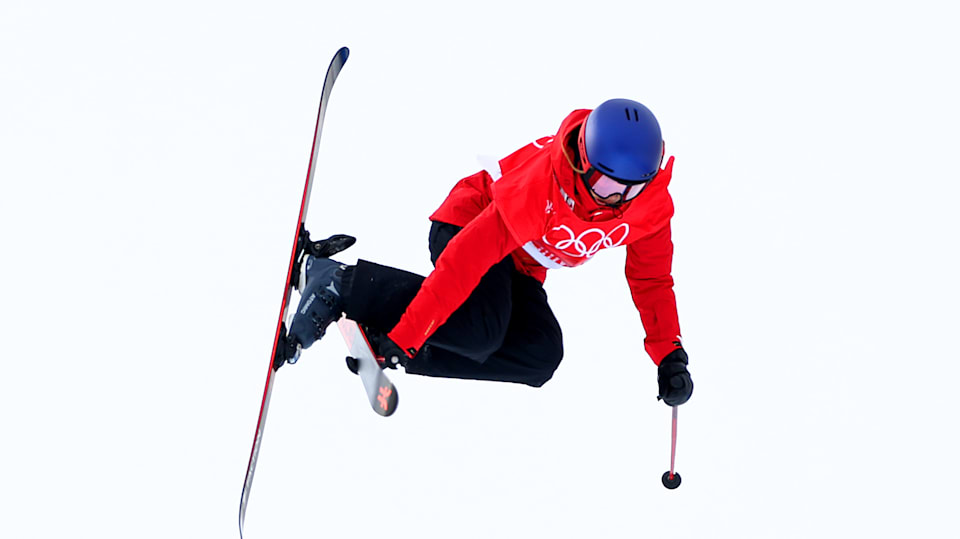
339, 319, 399, 417
239, 46, 350, 538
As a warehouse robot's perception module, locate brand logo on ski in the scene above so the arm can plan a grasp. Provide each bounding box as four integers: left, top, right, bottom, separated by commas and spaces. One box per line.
377, 386, 393, 411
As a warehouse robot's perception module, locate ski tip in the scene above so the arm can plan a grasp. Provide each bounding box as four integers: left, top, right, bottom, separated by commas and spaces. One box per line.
337, 46, 350, 61
373, 382, 398, 417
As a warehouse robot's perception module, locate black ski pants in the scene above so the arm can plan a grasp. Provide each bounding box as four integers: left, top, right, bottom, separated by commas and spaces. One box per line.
340, 221, 564, 387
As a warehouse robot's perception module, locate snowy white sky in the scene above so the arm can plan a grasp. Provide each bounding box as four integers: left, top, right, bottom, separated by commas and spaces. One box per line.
2, 1, 959, 538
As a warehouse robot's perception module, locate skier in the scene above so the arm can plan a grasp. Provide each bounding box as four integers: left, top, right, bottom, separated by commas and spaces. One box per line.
286, 98, 693, 406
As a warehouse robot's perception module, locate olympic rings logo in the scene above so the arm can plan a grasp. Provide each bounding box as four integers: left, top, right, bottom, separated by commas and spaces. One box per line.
542, 223, 630, 259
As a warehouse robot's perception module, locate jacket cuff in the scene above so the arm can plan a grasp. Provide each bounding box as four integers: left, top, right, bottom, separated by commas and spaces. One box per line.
649, 341, 684, 366
387, 324, 422, 359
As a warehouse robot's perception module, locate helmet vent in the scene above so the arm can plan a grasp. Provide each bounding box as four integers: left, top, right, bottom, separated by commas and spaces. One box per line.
624, 108, 641, 122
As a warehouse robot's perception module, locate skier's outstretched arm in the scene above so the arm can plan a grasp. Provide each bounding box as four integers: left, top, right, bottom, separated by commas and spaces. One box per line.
387, 203, 520, 358
625, 223, 680, 363
625, 223, 692, 405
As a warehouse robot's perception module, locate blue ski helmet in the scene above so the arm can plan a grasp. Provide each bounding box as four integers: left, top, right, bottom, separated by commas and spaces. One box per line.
577, 98, 664, 182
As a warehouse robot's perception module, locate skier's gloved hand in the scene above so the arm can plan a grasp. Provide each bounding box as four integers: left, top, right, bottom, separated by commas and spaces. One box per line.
658, 348, 693, 406
360, 325, 407, 369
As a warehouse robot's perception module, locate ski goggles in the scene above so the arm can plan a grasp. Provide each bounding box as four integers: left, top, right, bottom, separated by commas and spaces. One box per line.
583, 168, 653, 202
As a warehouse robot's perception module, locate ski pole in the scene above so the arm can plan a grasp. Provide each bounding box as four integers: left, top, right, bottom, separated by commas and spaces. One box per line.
661, 405, 682, 489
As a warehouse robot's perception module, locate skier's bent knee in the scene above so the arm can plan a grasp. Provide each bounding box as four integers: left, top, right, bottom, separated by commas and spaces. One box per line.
528, 372, 555, 388
526, 353, 563, 388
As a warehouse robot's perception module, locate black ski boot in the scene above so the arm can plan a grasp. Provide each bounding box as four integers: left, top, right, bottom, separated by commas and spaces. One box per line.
289, 255, 348, 351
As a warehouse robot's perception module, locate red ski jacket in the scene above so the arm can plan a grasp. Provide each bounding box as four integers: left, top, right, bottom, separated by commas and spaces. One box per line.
388, 109, 683, 366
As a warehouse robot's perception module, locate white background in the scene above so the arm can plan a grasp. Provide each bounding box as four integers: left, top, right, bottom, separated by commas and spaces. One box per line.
2, 1, 959, 538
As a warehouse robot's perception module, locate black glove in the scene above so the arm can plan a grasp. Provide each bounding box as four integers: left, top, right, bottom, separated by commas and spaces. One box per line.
658, 348, 693, 406
360, 325, 407, 369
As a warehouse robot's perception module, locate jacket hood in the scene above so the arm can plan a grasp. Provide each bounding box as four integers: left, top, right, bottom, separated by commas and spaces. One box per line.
548, 110, 592, 206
